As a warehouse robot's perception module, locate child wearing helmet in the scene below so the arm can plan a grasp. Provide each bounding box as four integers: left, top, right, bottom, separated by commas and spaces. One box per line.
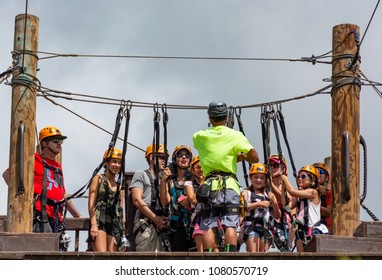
88, 148, 124, 252
184, 155, 206, 252
160, 144, 195, 251
242, 163, 280, 252
280, 165, 329, 252
268, 154, 295, 251
312, 162, 332, 231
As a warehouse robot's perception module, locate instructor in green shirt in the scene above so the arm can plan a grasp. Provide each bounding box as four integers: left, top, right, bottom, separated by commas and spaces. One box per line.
193, 100, 259, 252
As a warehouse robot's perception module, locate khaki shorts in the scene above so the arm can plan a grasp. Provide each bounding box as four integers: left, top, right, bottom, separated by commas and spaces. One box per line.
134, 219, 166, 252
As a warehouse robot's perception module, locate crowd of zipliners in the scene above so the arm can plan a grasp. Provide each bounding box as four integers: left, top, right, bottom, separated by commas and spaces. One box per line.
2, 101, 331, 252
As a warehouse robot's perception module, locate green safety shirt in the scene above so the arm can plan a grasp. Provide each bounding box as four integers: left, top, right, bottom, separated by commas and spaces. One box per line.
193, 125, 253, 194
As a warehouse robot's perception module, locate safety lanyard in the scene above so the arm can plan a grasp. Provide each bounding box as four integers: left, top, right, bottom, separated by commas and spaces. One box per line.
152, 103, 161, 189
261, 105, 273, 192
67, 103, 126, 201
115, 101, 132, 224
234, 107, 250, 189
276, 104, 297, 178
151, 103, 167, 215
162, 104, 169, 167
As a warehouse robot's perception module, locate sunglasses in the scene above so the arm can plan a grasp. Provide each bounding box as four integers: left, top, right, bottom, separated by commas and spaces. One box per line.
155, 155, 166, 160
270, 162, 280, 168
318, 169, 326, 175
51, 138, 63, 144
176, 153, 191, 159
297, 174, 311, 180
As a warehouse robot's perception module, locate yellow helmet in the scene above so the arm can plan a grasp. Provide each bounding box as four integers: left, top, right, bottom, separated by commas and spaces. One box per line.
312, 162, 331, 180
172, 144, 192, 162
103, 148, 123, 160
250, 163, 268, 175
145, 144, 169, 158
190, 155, 200, 168
299, 165, 319, 181
39, 126, 67, 143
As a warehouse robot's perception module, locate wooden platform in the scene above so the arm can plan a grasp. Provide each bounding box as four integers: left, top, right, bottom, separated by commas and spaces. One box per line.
0, 251, 381, 260
0, 232, 60, 252
1, 215, 382, 259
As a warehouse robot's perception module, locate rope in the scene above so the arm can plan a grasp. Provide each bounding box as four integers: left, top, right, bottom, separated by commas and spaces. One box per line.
66, 104, 126, 201
276, 105, 298, 178
234, 107, 249, 189
35, 50, 330, 64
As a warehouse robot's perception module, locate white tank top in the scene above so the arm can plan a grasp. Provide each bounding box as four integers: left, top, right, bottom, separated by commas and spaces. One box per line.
307, 199, 321, 227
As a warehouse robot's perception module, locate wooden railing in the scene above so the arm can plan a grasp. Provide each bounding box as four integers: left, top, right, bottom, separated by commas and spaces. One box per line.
0, 215, 90, 252
64, 217, 90, 251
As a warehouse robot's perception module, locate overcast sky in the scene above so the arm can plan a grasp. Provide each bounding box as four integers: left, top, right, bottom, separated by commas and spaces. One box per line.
1, 1, 381, 249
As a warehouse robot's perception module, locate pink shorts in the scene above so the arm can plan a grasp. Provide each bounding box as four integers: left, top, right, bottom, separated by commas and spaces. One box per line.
192, 222, 204, 237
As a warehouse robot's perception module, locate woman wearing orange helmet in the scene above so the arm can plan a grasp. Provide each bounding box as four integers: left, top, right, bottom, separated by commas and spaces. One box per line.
160, 144, 194, 251
280, 165, 329, 252
88, 148, 124, 252
242, 163, 280, 252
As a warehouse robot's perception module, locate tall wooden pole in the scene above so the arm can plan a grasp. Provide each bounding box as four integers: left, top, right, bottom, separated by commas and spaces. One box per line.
7, 14, 39, 233
331, 24, 361, 236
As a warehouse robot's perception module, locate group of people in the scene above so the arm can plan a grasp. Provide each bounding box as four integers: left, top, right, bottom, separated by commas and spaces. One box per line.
2, 100, 331, 253
125, 100, 331, 253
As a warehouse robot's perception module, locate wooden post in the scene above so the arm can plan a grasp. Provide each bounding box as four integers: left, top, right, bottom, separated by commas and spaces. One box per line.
7, 14, 39, 233
331, 24, 361, 236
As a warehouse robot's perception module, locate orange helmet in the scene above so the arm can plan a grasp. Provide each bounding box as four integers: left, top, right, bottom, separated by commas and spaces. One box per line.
299, 165, 319, 181
145, 144, 169, 158
249, 163, 268, 175
269, 154, 288, 175
39, 126, 67, 143
312, 162, 331, 181
103, 148, 123, 160
172, 144, 192, 162
190, 155, 200, 168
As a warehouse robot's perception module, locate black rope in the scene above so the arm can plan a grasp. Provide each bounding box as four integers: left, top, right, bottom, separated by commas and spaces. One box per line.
117, 101, 132, 190
260, 106, 271, 164
276, 104, 297, 178
115, 101, 132, 237
359, 135, 379, 221
151, 104, 167, 217
152, 103, 161, 189
226, 106, 235, 129
66, 104, 125, 201
270, 106, 283, 164
162, 104, 169, 167
234, 107, 249, 189
261, 105, 273, 192
360, 135, 367, 204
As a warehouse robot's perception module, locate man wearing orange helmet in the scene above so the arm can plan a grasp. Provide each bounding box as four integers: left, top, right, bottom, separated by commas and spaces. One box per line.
193, 101, 259, 252
3, 126, 82, 222
88, 148, 124, 252
31, 126, 81, 250
129, 144, 169, 252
